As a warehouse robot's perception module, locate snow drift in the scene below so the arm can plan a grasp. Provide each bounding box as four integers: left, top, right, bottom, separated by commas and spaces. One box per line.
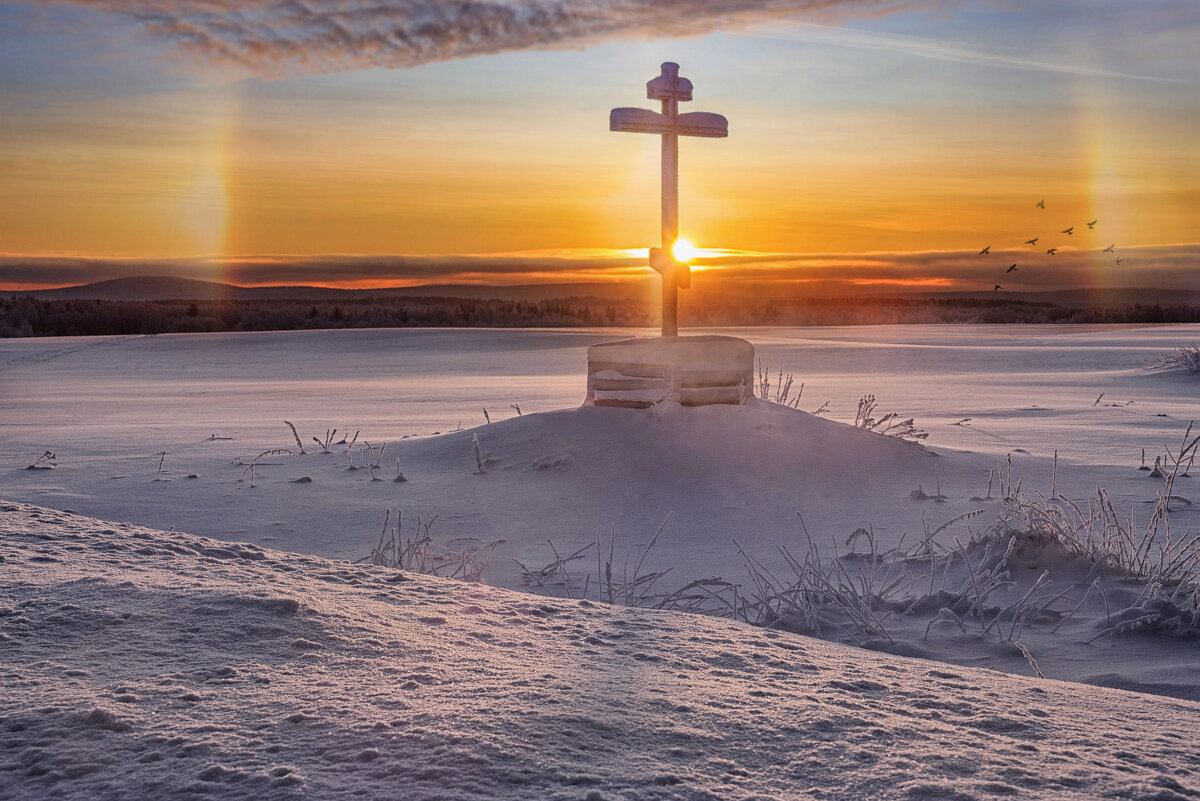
3, 502, 1200, 800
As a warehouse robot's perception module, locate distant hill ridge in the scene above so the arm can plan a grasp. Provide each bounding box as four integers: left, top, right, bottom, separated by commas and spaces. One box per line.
5, 275, 1200, 307
0, 276, 646, 302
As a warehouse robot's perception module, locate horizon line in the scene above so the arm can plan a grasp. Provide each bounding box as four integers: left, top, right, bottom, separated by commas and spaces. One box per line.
2, 242, 1196, 294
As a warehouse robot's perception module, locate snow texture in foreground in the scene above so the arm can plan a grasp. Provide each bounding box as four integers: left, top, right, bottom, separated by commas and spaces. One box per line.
3, 502, 1199, 800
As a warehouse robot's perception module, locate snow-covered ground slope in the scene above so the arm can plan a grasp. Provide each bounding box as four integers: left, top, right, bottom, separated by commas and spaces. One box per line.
3, 325, 1198, 698
3, 503, 1199, 801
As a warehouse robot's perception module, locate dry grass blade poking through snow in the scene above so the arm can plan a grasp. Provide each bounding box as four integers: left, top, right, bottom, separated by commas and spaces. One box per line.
238, 449, 297, 487
283, 420, 306, 454
26, 450, 57, 470
308, 427, 356, 454
313, 428, 336, 453
357, 441, 387, 480
472, 433, 485, 474
512, 540, 596, 598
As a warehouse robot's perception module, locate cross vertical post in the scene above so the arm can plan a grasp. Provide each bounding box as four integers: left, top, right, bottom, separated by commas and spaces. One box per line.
610, 63, 728, 337
661, 89, 679, 336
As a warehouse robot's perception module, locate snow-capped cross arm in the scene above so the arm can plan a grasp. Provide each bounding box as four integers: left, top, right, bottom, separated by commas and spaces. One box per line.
609, 107, 729, 138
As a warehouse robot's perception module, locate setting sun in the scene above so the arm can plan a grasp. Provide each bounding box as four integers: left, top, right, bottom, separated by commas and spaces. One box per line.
672, 238, 698, 263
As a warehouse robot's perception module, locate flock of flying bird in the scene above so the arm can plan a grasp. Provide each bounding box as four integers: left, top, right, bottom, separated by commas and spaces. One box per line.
979, 198, 1122, 291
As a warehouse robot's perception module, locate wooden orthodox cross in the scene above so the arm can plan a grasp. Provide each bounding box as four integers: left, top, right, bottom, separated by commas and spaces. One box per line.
610, 63, 728, 337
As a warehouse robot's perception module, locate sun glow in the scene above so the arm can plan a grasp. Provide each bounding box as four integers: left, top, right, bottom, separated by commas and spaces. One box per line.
672, 238, 698, 262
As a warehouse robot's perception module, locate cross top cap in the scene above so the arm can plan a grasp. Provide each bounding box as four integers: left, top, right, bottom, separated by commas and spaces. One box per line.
647, 62, 693, 102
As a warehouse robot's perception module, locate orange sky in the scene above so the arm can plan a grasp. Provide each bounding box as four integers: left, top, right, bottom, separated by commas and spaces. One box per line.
1, 2, 1197, 292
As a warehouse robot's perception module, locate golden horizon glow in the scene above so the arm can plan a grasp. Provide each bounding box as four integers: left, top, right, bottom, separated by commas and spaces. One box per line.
848, 278, 954, 287
1, 6, 1196, 295
6, 240, 1197, 295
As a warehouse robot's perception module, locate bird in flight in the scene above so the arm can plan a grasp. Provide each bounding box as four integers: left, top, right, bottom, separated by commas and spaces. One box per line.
1061, 226, 1074, 235
1006, 264, 1018, 273
1025, 237, 1039, 246
1115, 257, 1125, 266
1047, 247, 1058, 255
979, 245, 991, 255
1086, 220, 1097, 228
994, 284, 1003, 291
1036, 199, 1046, 209
1102, 243, 1115, 253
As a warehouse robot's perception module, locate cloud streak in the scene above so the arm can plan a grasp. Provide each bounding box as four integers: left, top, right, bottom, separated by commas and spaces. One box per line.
29, 0, 924, 74
710, 21, 1188, 84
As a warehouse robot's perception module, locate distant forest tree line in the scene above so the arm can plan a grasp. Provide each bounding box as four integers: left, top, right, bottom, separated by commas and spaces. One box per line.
2, 294, 1199, 337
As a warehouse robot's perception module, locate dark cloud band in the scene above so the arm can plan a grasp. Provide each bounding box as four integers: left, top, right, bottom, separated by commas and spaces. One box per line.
31, 0, 922, 73
2, 244, 1196, 293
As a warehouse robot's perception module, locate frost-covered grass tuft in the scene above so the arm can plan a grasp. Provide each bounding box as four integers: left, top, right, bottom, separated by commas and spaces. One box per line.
995, 490, 1200, 589
853, 394, 928, 442
1152, 341, 1200, 374
515, 516, 681, 608
361, 507, 503, 582
756, 360, 802, 408
735, 524, 908, 644
971, 424, 1200, 640
1088, 596, 1200, 641
996, 423, 1200, 587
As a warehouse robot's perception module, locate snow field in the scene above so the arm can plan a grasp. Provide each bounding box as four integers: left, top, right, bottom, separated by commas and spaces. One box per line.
3, 325, 1200, 698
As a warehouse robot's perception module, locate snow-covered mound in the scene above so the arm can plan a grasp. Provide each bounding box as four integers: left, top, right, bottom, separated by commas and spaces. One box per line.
4, 502, 1199, 800
394, 399, 947, 569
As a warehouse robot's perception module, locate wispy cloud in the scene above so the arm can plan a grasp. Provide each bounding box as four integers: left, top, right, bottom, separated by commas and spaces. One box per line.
24, 0, 924, 74
2, 244, 1196, 293
708, 21, 1188, 83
